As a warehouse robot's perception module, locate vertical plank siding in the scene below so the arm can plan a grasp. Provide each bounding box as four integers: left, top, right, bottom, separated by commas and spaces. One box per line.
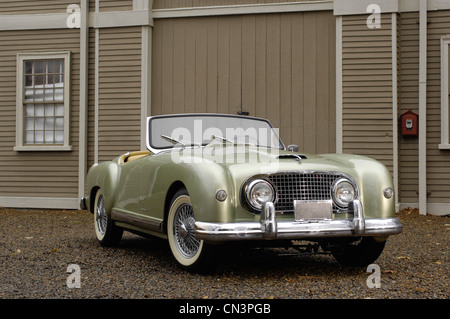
152, 11, 336, 153
0, 29, 80, 198
341, 14, 394, 172
97, 27, 142, 162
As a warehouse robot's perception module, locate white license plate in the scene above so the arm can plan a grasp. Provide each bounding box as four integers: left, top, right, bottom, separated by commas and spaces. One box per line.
294, 200, 333, 221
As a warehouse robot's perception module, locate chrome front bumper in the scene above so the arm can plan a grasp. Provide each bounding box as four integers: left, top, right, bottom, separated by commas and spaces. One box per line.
194, 200, 403, 242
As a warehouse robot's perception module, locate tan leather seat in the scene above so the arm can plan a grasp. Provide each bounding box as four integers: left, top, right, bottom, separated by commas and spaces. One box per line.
120, 150, 151, 164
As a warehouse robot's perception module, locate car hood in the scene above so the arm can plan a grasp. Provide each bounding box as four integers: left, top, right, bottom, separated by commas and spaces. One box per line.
172, 144, 382, 179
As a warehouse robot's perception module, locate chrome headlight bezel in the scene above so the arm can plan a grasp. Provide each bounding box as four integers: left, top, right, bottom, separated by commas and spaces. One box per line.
331, 178, 357, 208
244, 179, 276, 212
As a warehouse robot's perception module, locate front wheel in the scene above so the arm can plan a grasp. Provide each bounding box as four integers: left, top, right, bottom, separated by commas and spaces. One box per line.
167, 189, 214, 272
330, 237, 386, 267
94, 189, 123, 247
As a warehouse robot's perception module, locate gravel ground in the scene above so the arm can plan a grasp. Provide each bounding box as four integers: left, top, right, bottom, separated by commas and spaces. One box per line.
0, 207, 447, 301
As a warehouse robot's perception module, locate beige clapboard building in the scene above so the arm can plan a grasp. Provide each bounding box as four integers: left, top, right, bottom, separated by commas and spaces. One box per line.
0, 0, 448, 215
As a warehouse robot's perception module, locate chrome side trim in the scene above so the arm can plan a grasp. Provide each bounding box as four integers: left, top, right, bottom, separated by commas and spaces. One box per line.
111, 209, 162, 233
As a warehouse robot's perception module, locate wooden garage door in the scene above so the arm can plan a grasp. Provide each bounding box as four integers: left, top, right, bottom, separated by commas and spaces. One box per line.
152, 11, 336, 154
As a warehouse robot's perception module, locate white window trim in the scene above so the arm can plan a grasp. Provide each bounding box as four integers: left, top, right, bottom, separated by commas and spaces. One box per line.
14, 51, 72, 151
440, 37, 450, 150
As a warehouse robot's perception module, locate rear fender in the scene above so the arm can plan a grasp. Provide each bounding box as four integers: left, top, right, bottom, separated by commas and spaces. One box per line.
85, 161, 120, 215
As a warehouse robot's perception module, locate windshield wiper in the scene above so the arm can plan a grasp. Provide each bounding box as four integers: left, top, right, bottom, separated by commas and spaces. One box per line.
211, 135, 236, 144
161, 135, 200, 147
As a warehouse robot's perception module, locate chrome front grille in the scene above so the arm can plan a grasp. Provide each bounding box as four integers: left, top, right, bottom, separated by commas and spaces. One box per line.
267, 172, 342, 213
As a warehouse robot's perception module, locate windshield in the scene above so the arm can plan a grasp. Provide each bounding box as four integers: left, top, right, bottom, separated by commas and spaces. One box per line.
147, 114, 285, 152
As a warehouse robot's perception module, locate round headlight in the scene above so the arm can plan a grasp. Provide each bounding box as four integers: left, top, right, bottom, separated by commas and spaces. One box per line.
246, 179, 275, 211
332, 179, 356, 208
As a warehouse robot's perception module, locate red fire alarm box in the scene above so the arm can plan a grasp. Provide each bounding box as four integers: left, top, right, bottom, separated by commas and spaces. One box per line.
400, 110, 418, 137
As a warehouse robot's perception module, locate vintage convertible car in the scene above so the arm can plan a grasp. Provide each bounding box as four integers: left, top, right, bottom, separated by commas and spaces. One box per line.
80, 113, 403, 272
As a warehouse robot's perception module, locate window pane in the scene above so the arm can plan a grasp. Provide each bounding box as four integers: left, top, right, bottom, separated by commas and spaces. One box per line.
35, 118, 44, 130
25, 131, 34, 144
44, 87, 54, 101
55, 85, 64, 101
55, 61, 63, 78
34, 131, 44, 144
34, 88, 44, 102
26, 118, 34, 130
24, 87, 34, 101
45, 118, 54, 130
26, 105, 34, 117
55, 131, 64, 144
25, 62, 33, 75
45, 105, 54, 116
46, 61, 54, 74
55, 118, 64, 130
35, 104, 44, 117
25, 75, 33, 87
55, 104, 64, 116
45, 131, 54, 144
35, 61, 44, 74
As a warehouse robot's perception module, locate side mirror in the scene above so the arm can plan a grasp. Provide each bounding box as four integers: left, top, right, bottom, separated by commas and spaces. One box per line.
287, 144, 299, 152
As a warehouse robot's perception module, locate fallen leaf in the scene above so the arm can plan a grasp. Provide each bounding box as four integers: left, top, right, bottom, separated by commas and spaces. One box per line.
415, 288, 427, 292
397, 256, 410, 260
382, 269, 397, 274
297, 275, 319, 280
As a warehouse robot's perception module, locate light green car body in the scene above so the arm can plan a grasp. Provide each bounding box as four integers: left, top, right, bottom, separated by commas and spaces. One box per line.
82, 135, 399, 239
81, 114, 403, 270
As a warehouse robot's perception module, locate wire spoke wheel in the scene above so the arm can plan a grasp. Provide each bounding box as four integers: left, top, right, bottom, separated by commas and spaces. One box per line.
173, 203, 201, 258
95, 193, 108, 236
167, 188, 213, 272
93, 189, 123, 247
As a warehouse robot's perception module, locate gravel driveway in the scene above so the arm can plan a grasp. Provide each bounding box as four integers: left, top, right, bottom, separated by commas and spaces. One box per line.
0, 207, 447, 302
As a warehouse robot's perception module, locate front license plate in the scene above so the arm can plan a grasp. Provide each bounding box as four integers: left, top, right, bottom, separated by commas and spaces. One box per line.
294, 200, 333, 221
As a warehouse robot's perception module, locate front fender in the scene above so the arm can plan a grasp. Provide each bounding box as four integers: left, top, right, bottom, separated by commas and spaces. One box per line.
165, 160, 238, 224
320, 153, 396, 219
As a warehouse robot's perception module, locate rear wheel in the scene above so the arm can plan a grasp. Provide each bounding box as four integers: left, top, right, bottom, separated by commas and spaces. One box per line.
167, 189, 214, 272
94, 189, 123, 247
330, 237, 386, 267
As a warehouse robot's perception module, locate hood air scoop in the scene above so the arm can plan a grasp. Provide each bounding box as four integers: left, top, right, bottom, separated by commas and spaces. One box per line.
277, 154, 307, 162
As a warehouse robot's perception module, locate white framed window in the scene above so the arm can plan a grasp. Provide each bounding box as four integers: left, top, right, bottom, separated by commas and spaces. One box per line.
14, 51, 72, 151
440, 37, 450, 150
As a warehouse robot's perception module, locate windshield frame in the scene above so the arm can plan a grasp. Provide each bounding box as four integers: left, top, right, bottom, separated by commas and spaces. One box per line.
146, 113, 286, 153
